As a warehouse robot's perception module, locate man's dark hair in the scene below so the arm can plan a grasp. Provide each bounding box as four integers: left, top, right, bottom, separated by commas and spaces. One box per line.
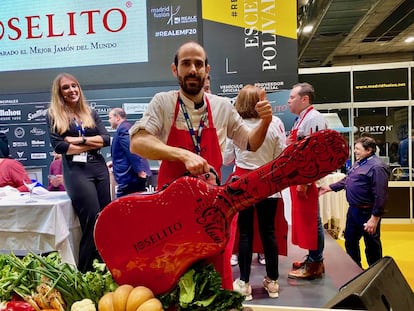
356, 136, 377, 154
173, 42, 209, 67
293, 82, 315, 104
112, 107, 126, 119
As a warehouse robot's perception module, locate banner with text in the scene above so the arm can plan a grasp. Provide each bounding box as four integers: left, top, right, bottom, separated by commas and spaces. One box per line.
202, 0, 297, 96
0, 0, 147, 71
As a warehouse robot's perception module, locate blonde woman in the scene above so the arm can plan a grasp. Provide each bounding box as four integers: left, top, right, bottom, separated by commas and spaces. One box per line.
47, 73, 111, 272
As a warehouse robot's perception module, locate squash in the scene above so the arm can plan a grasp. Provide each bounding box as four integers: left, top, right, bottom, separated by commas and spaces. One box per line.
98, 292, 114, 311
135, 298, 163, 311
112, 285, 134, 311
126, 286, 154, 311
98, 285, 162, 311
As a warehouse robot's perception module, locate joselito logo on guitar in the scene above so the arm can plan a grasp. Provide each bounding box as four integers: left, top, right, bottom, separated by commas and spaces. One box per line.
0, 1, 148, 71
133, 222, 183, 253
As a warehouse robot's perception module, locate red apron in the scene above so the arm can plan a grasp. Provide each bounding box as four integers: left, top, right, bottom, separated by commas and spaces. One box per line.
157, 95, 234, 290
157, 96, 222, 189
288, 107, 318, 250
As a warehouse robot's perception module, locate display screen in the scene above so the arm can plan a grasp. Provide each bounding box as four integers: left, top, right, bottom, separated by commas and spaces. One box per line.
299, 72, 351, 104
0, 0, 201, 93
353, 68, 409, 102
0, 1, 148, 71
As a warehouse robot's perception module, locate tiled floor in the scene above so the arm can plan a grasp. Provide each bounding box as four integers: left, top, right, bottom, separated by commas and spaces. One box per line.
233, 229, 363, 309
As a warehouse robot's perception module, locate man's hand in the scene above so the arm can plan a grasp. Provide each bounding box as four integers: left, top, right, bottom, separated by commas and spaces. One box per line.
50, 174, 63, 187
180, 149, 210, 176
138, 171, 147, 178
286, 135, 295, 146
319, 186, 332, 196
248, 89, 273, 152
296, 184, 308, 199
255, 88, 273, 124
364, 215, 380, 235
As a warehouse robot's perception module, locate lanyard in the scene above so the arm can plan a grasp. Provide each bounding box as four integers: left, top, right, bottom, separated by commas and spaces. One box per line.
178, 97, 207, 155
293, 105, 314, 130
348, 155, 374, 174
73, 118, 85, 137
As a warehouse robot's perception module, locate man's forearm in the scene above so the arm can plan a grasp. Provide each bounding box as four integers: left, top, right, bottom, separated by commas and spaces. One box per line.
130, 130, 184, 162
247, 119, 271, 151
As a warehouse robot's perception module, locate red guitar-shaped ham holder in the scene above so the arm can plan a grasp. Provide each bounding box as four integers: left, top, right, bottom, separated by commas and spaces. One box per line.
94, 129, 349, 295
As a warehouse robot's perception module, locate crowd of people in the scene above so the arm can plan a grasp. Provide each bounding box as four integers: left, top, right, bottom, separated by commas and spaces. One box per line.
1, 41, 389, 301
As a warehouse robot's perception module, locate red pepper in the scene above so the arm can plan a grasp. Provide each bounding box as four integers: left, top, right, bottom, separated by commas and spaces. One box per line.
5, 301, 36, 311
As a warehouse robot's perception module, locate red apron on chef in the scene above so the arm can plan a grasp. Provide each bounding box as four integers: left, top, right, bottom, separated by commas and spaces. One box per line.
290, 183, 318, 249
157, 96, 222, 189
156, 95, 234, 290
288, 121, 318, 250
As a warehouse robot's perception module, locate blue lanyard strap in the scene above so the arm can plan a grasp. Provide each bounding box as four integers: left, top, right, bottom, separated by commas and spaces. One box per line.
348, 154, 374, 174
178, 97, 207, 155
73, 118, 85, 137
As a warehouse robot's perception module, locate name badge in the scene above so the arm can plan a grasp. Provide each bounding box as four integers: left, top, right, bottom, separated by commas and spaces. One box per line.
73, 152, 87, 163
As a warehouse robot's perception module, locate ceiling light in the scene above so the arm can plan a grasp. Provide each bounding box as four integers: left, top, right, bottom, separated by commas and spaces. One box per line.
404, 37, 414, 43
303, 25, 313, 33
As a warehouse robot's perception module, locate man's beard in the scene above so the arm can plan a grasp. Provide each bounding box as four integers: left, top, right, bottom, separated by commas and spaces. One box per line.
178, 75, 205, 95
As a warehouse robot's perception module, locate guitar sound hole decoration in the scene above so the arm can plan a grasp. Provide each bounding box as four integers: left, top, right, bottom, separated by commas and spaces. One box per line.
94, 129, 349, 295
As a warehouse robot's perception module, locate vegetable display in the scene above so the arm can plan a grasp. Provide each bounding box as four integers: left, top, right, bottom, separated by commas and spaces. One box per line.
0, 252, 118, 311
158, 263, 244, 311
0, 252, 246, 311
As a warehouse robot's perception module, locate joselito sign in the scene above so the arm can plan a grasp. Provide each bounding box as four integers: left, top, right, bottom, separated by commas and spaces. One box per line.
0, 0, 148, 71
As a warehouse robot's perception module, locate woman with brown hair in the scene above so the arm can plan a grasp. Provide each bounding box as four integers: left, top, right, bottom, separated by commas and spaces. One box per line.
224, 85, 286, 300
